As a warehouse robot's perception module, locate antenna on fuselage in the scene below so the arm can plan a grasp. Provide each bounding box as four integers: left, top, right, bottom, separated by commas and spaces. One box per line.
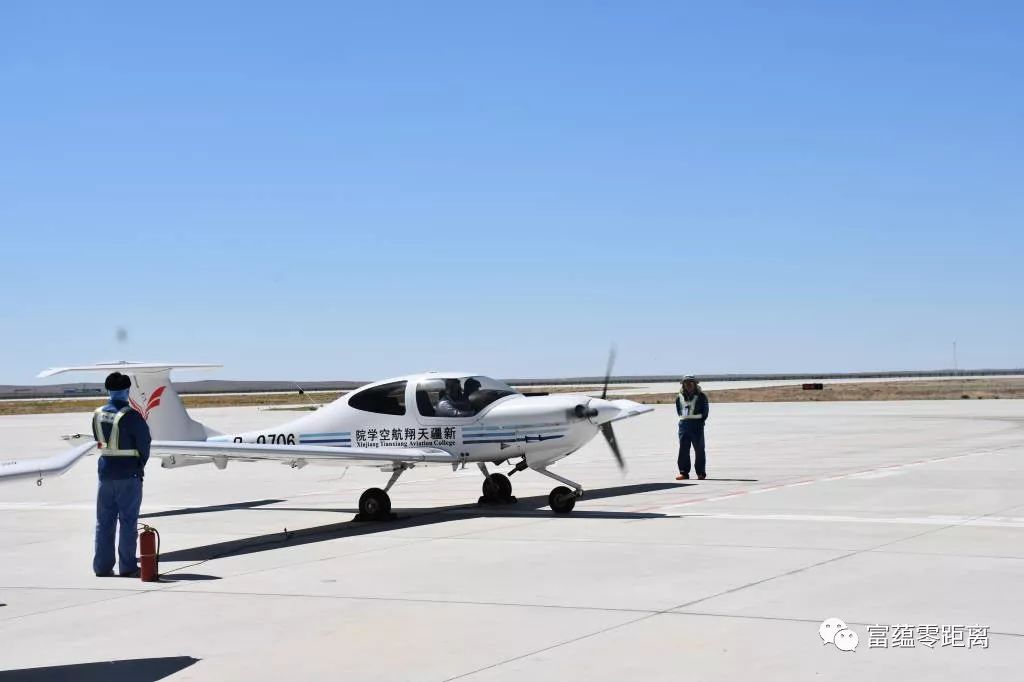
294, 383, 322, 411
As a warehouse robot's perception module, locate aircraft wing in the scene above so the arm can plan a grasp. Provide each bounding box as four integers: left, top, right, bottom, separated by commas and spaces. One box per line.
0, 440, 456, 485
0, 441, 99, 484
152, 440, 456, 468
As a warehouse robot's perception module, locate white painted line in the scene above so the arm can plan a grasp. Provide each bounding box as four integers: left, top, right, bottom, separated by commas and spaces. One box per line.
648, 449, 1003, 514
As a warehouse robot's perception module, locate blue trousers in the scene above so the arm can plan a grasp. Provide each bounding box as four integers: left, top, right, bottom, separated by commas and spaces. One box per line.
677, 422, 706, 477
94, 477, 143, 576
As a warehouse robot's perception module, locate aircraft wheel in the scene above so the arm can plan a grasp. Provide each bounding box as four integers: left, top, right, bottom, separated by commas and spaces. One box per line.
358, 487, 392, 520
482, 473, 513, 501
548, 486, 576, 514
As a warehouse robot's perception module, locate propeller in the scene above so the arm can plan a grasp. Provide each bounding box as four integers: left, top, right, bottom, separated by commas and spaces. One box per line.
600, 346, 625, 471
601, 422, 624, 471
601, 345, 616, 400
568, 346, 625, 470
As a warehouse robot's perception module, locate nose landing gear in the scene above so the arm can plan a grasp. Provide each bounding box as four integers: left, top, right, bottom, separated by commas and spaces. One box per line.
548, 486, 576, 514
535, 467, 583, 515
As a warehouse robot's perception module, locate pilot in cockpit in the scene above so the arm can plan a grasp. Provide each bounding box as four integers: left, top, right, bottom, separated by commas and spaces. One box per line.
462, 378, 482, 405
435, 378, 475, 417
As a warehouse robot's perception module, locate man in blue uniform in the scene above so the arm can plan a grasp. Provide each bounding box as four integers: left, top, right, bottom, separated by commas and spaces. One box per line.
91, 372, 151, 577
675, 375, 710, 481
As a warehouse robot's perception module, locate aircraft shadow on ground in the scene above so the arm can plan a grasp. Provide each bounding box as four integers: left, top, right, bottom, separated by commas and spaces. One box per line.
140, 498, 285, 519
0, 656, 199, 682
158, 482, 691, 563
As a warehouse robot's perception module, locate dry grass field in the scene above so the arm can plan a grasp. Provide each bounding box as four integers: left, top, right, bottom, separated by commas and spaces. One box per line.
626, 377, 1024, 404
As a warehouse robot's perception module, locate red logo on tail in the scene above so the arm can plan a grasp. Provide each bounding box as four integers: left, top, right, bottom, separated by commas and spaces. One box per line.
130, 386, 166, 421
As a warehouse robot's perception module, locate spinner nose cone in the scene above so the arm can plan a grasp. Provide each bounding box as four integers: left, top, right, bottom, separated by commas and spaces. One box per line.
581, 398, 621, 425
573, 403, 599, 419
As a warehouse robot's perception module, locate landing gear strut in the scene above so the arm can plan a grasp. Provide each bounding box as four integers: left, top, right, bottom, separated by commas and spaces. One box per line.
478, 463, 516, 504
535, 467, 583, 515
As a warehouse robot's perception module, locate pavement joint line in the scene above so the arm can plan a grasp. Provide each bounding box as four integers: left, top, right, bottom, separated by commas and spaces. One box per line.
1, 520, 557, 618
2, 584, 659, 616
442, 542, 905, 679
669, 497, 1024, 614
441, 516, 992, 678
442, 612, 656, 681
423, 533, 1024, 560
0, 589, 144, 624
4, 585, 1023, 641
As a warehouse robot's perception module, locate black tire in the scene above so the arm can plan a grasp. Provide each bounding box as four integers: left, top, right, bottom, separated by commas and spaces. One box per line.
482, 473, 513, 500
548, 486, 576, 514
358, 487, 391, 520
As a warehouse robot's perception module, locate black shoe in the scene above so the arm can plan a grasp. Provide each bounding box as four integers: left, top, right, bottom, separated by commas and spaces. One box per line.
119, 569, 140, 578
95, 571, 114, 577
697, 474, 707, 480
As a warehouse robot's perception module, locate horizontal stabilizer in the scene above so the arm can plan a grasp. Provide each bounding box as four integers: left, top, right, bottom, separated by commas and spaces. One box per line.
37, 361, 221, 441
38, 362, 221, 378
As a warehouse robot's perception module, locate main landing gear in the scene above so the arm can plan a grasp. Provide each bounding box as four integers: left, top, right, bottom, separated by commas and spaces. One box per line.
356, 461, 584, 520
493, 460, 583, 514
478, 463, 516, 504
355, 466, 405, 522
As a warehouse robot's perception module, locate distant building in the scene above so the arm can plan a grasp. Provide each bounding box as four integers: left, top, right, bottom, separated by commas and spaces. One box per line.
63, 387, 102, 396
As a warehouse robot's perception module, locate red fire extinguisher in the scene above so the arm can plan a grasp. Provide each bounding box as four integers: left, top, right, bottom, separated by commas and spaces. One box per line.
138, 524, 160, 582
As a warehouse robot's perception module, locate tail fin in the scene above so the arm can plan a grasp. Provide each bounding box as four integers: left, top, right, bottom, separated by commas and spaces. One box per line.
37, 362, 221, 441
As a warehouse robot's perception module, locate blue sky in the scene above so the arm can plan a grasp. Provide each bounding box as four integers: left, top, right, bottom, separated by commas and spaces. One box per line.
2, 1, 1021, 382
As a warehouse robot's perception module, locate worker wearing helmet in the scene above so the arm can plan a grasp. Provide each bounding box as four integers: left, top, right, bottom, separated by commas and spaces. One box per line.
91, 372, 152, 577
675, 375, 709, 480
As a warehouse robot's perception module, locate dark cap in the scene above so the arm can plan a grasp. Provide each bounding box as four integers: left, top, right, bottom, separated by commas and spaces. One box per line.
104, 372, 131, 391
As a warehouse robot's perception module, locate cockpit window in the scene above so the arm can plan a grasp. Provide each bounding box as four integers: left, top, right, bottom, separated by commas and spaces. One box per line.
348, 380, 407, 416
416, 376, 518, 418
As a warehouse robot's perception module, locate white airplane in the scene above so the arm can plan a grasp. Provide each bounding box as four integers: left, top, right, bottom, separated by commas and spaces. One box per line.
1, 361, 653, 517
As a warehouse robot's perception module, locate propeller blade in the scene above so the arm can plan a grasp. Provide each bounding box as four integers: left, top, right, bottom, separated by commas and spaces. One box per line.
600, 422, 625, 471
601, 345, 617, 400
